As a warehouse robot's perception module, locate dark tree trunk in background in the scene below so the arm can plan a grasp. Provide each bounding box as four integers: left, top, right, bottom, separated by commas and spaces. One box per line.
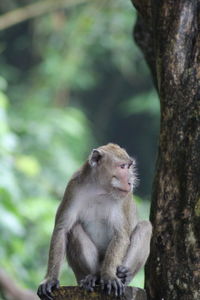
130, 1, 200, 299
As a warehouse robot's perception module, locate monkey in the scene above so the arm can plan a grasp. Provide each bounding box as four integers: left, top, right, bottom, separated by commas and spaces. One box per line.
37, 143, 152, 299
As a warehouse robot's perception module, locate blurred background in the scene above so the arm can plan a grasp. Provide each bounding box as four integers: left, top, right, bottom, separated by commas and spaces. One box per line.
0, 0, 159, 297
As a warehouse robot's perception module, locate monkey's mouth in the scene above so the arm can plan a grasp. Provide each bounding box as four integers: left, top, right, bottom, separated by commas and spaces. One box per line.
116, 187, 130, 193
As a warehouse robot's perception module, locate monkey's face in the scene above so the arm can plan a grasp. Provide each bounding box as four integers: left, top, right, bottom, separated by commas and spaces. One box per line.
89, 143, 137, 198
110, 161, 134, 194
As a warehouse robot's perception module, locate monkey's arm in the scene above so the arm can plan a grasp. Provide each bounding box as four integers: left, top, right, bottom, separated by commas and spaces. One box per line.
117, 220, 152, 284
37, 227, 66, 300
45, 227, 66, 279
101, 229, 130, 277
116, 199, 152, 285
37, 183, 77, 300
100, 229, 130, 296
101, 198, 135, 281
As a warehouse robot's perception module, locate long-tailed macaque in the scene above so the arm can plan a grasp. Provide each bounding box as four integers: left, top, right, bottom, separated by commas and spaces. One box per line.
37, 143, 152, 299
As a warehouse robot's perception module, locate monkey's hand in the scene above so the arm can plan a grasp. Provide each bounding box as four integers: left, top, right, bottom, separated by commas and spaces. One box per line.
37, 278, 59, 300
116, 265, 133, 285
80, 274, 100, 292
100, 274, 125, 297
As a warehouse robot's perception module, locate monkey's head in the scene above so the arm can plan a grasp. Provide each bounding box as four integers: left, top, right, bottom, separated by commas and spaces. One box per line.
88, 143, 137, 198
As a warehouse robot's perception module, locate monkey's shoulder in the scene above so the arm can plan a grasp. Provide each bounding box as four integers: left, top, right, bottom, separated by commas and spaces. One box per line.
67, 162, 90, 187
72, 160, 92, 178
64, 167, 86, 196
69, 170, 82, 184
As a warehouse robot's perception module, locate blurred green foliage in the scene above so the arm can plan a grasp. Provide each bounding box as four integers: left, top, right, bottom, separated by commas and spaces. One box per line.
0, 82, 93, 290
0, 0, 157, 295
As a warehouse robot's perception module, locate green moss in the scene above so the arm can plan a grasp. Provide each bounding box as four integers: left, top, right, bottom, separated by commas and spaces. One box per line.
195, 198, 200, 217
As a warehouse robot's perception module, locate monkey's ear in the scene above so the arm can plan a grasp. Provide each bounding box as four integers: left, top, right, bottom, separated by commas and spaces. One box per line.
89, 149, 103, 167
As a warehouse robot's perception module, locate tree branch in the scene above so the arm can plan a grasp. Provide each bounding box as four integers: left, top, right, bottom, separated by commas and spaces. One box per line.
52, 286, 147, 300
0, 0, 89, 31
0, 269, 37, 300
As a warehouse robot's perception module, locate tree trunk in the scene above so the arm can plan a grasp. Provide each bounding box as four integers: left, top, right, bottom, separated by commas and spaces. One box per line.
130, 1, 200, 299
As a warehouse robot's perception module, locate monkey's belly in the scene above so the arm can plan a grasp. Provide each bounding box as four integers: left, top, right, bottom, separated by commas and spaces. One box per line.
83, 221, 113, 253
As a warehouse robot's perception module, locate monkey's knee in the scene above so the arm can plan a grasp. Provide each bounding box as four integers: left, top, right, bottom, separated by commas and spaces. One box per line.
136, 220, 152, 238
122, 220, 152, 278
130, 220, 152, 253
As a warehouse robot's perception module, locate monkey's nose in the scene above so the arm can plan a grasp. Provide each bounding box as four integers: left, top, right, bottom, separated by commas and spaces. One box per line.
124, 182, 132, 192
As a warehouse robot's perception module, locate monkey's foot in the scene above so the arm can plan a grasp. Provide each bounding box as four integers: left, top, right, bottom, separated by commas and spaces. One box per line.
100, 277, 125, 297
37, 278, 60, 300
80, 274, 100, 292
116, 265, 133, 285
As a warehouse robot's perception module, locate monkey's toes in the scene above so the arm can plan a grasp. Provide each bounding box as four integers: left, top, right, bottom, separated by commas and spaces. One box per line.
116, 265, 132, 284
101, 277, 125, 297
80, 274, 99, 292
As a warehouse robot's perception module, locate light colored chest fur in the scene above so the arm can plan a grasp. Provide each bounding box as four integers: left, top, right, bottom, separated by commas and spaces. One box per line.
72, 187, 123, 253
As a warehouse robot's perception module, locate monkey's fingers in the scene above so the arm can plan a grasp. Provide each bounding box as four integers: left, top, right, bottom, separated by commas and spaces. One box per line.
117, 265, 127, 273
38, 284, 50, 300
117, 279, 125, 296
45, 283, 55, 300
91, 275, 97, 287
86, 277, 94, 292
116, 265, 129, 278
117, 272, 126, 279
56, 281, 60, 289
39, 283, 53, 300
80, 280, 87, 289
37, 285, 42, 296
107, 280, 112, 295
87, 274, 98, 288
111, 280, 118, 297
85, 284, 94, 292
100, 279, 105, 291
46, 281, 57, 299
37, 285, 43, 299
124, 272, 133, 285
37, 279, 59, 300
116, 272, 126, 285
80, 274, 98, 292
116, 265, 133, 285
101, 278, 124, 297
117, 272, 132, 283
112, 278, 124, 297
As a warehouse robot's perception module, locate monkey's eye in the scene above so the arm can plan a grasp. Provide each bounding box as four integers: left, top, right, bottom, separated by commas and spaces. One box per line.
128, 162, 133, 169
120, 164, 126, 169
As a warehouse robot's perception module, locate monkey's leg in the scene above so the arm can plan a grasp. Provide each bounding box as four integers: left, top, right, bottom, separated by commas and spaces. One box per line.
67, 223, 100, 290
117, 220, 152, 285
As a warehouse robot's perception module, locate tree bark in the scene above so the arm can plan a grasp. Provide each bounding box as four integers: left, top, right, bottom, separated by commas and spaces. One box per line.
51, 286, 146, 300
130, 1, 200, 299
